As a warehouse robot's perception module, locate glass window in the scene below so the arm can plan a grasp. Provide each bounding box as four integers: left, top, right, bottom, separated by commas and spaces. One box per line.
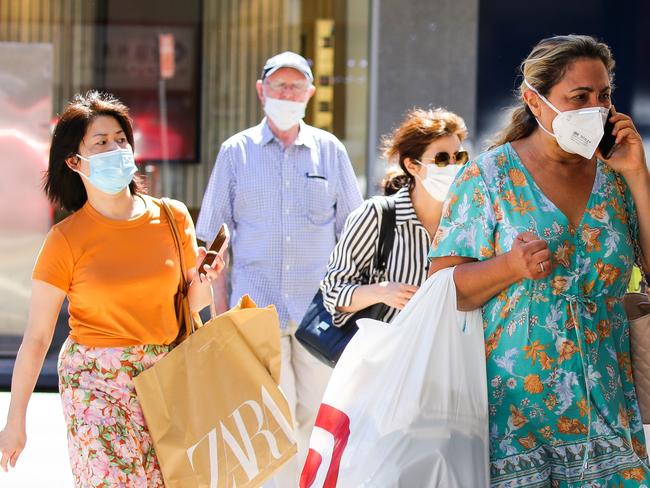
0, 0, 370, 389
100, 0, 202, 163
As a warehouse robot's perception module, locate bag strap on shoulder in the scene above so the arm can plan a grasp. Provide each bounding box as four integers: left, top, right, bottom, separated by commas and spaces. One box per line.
374, 197, 397, 275
160, 198, 189, 295
613, 173, 648, 290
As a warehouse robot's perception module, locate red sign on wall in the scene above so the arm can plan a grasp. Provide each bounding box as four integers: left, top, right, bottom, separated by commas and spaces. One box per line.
158, 33, 175, 79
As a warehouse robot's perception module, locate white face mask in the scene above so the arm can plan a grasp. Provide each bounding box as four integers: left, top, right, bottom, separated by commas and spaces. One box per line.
525, 79, 609, 159
414, 161, 461, 202
263, 95, 307, 131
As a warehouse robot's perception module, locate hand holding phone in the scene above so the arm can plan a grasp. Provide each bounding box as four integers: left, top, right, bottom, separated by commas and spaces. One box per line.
598, 108, 617, 159
198, 224, 229, 276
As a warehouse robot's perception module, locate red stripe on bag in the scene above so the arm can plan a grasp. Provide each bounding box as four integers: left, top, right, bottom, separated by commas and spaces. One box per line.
300, 403, 351, 488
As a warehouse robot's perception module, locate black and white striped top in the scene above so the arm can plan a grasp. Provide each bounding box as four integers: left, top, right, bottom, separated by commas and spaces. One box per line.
320, 187, 432, 326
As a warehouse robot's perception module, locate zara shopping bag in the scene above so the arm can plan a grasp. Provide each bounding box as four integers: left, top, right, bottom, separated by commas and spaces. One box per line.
134, 296, 297, 488
300, 268, 489, 488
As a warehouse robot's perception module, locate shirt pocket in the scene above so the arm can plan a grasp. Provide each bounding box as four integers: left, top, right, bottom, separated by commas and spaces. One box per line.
304, 174, 335, 226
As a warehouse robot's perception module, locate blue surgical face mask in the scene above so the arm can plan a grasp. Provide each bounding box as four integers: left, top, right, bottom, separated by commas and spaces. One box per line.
75, 147, 137, 195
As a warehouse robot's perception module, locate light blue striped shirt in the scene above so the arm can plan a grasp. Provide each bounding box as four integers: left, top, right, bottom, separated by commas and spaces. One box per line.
196, 119, 363, 328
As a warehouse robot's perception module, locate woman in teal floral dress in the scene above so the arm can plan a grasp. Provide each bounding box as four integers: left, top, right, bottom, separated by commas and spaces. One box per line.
429, 35, 650, 487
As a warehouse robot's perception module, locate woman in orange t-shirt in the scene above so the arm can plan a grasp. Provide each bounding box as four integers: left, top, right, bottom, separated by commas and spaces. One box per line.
0, 91, 224, 486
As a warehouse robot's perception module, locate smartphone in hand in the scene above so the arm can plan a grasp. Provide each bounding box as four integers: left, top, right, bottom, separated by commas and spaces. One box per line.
599, 109, 617, 159
198, 224, 229, 276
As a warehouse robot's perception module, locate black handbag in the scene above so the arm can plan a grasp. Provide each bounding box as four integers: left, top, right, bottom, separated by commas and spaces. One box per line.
295, 197, 397, 367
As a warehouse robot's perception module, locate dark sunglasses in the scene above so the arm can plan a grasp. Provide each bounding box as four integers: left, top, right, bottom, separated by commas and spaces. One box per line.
418, 150, 469, 167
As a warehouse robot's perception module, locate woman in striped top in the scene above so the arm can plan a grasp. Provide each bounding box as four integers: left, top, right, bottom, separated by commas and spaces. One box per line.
321, 108, 469, 326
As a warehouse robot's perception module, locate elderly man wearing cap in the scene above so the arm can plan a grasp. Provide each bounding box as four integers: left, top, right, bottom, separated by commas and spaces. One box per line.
196, 51, 363, 485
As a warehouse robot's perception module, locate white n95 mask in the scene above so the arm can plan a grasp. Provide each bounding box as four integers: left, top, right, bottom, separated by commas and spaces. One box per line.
414, 162, 461, 202
525, 79, 608, 159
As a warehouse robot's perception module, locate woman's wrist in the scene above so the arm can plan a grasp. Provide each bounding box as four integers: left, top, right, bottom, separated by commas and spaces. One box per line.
367, 282, 385, 303
622, 166, 650, 191
503, 251, 524, 283
188, 279, 212, 312
344, 283, 384, 311
6, 411, 26, 430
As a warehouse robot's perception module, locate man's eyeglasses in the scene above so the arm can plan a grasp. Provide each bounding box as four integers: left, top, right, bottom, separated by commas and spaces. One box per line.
264, 80, 311, 93
416, 150, 469, 167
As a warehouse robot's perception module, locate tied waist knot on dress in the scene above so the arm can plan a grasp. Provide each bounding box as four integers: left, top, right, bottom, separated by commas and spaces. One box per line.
561, 291, 602, 479
526, 286, 613, 479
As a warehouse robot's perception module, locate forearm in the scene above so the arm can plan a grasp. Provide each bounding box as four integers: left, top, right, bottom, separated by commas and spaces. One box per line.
188, 282, 212, 313
336, 284, 382, 313
5, 281, 63, 429
211, 267, 230, 313
6, 338, 49, 428
624, 168, 650, 271
188, 253, 229, 313
452, 254, 521, 311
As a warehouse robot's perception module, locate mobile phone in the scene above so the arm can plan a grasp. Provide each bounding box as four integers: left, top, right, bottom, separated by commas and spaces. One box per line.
198, 224, 230, 276
599, 109, 617, 159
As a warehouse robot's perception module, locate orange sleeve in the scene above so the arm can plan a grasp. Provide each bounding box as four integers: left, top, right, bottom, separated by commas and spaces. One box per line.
32, 226, 74, 292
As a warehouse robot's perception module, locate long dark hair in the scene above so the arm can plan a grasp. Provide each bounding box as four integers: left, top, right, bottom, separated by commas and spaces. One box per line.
491, 35, 615, 148
44, 90, 144, 212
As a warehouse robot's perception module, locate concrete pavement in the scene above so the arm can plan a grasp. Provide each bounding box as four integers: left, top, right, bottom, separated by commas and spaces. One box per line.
0, 392, 72, 487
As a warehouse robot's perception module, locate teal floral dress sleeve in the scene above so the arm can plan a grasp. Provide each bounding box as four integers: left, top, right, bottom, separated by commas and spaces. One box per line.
429, 158, 498, 262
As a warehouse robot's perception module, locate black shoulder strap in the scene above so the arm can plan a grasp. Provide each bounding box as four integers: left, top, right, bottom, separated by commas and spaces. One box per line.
374, 197, 396, 274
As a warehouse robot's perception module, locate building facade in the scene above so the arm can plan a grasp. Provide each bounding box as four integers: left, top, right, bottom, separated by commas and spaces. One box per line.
1, 0, 649, 386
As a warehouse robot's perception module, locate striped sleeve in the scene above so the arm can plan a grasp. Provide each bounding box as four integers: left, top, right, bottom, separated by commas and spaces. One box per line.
320, 199, 381, 326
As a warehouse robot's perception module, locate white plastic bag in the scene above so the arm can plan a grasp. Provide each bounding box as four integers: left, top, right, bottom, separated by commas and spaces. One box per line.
300, 267, 489, 488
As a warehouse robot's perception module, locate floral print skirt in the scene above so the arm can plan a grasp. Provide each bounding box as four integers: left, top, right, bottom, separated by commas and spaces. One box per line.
58, 337, 171, 487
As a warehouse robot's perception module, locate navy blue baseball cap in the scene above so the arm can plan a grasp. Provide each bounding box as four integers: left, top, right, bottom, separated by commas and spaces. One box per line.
261, 51, 313, 82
